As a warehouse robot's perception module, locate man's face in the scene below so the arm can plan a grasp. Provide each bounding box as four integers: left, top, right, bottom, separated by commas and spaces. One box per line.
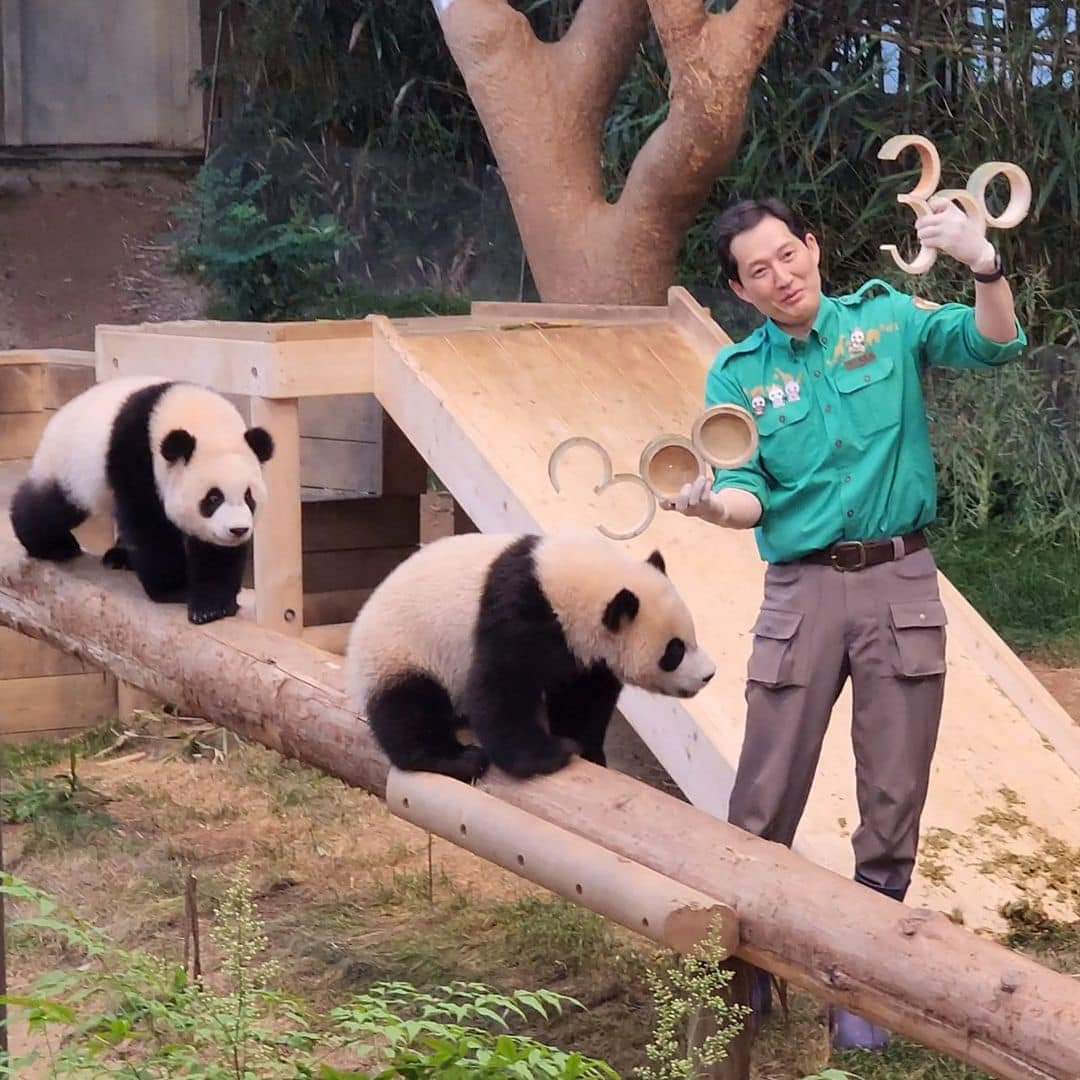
728, 214, 822, 331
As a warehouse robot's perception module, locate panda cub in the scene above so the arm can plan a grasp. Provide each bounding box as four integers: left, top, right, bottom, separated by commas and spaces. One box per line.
345, 530, 716, 781
10, 375, 274, 626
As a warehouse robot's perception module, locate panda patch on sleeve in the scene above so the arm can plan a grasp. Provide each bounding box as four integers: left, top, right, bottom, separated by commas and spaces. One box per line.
344, 531, 717, 782
9, 376, 274, 626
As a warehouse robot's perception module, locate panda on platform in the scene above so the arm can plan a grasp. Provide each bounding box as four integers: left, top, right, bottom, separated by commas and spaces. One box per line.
344, 530, 716, 781
10, 375, 274, 626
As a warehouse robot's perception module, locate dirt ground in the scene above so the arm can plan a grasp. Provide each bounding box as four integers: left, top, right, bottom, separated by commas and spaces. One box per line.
0, 162, 207, 350
1, 163, 1078, 1077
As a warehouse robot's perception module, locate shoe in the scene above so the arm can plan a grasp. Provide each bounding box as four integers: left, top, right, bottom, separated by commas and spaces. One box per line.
829, 1006, 890, 1051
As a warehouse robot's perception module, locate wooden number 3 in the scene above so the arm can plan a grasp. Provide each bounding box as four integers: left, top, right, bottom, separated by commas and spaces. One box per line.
877, 134, 1032, 275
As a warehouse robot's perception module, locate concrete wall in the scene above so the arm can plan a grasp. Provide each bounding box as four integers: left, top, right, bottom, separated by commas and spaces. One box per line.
1, 0, 203, 150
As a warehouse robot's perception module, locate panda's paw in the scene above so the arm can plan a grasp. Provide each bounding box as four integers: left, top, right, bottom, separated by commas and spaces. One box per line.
451, 746, 490, 783
499, 737, 578, 779
102, 545, 131, 570
188, 600, 239, 625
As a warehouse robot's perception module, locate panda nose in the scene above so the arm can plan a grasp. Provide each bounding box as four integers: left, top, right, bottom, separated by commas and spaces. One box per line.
230, 526, 250, 538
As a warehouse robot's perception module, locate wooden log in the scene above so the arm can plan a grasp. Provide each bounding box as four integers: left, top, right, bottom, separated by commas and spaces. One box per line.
0, 542, 1078, 1079
388, 768, 738, 956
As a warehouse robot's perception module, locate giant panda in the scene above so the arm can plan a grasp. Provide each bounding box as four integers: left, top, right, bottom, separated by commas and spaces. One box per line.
344, 530, 716, 782
10, 375, 274, 626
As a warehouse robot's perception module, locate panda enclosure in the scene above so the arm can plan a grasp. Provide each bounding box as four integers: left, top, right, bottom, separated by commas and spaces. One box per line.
2, 300, 1080, 1075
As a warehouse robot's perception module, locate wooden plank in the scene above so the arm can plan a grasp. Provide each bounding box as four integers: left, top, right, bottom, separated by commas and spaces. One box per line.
45, 363, 96, 409
303, 587, 373, 627
667, 286, 733, 362
96, 327, 375, 398
0, 412, 48, 460
301, 495, 420, 553
302, 544, 417, 595
381, 406, 429, 495
0, 672, 117, 738
251, 397, 304, 635
0, 626, 92, 679
301, 622, 351, 655
2, 0, 24, 146
298, 393, 381, 442
127, 318, 376, 343
0, 364, 45, 412
300, 436, 379, 494
471, 300, 667, 323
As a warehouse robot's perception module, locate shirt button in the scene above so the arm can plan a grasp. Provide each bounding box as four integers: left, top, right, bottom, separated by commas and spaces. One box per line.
779, 415, 787, 424
864, 374, 871, 383
814, 370, 822, 378
835, 439, 843, 448
844, 475, 852, 483
847, 510, 854, 518
824, 404, 832, 413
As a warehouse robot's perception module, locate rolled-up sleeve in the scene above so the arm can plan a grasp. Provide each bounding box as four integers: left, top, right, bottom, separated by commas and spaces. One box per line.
902, 295, 1028, 370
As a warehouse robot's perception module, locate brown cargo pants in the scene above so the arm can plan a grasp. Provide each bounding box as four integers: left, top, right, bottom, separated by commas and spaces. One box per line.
726, 542, 948, 900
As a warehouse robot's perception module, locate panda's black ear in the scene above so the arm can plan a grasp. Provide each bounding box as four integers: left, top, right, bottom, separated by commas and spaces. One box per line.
161, 429, 196, 464
603, 588, 639, 632
646, 549, 666, 575
245, 427, 275, 464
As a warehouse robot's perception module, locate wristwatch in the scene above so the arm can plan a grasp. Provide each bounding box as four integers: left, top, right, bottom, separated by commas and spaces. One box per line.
972, 248, 1005, 283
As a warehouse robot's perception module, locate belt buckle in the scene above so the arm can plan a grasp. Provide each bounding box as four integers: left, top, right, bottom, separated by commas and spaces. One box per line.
830, 540, 866, 572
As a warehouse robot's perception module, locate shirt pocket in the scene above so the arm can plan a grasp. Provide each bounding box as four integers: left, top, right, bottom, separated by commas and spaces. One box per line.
747, 607, 807, 687
834, 352, 902, 441
754, 392, 814, 487
887, 598, 948, 678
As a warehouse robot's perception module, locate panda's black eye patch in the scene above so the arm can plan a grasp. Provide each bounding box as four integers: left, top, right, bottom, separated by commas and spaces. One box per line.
660, 637, 686, 672
199, 488, 224, 518
245, 488, 256, 513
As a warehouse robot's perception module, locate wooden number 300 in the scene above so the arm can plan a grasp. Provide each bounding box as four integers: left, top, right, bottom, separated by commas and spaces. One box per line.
877, 134, 1032, 275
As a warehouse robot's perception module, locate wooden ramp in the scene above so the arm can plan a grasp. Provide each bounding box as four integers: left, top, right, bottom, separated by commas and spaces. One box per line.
371, 291, 1080, 933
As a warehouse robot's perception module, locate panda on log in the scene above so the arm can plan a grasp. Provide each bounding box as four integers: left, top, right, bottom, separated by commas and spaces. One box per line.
345, 530, 716, 781
10, 375, 274, 626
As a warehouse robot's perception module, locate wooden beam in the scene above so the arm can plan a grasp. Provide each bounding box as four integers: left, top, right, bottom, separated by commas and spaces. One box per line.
0, 541, 1079, 1078
389, 769, 739, 956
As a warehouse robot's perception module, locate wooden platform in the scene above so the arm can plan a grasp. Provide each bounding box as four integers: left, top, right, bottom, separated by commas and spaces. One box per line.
368, 288, 1080, 933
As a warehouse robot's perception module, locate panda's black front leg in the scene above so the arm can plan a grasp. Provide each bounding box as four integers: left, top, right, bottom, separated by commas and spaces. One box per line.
465, 667, 578, 779
119, 514, 188, 604
546, 663, 622, 768
184, 537, 249, 625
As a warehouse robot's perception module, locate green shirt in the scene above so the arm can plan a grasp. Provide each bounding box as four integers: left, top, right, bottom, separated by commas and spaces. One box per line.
705, 277, 1028, 564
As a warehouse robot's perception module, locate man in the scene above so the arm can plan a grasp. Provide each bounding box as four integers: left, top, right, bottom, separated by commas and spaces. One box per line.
661, 195, 1026, 1050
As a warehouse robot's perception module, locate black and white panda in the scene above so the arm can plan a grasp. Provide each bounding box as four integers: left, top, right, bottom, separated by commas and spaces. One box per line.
10, 375, 274, 626
344, 530, 716, 782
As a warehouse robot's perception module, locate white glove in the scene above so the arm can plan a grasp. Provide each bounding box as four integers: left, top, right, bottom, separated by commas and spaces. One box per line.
659, 475, 727, 522
915, 195, 996, 273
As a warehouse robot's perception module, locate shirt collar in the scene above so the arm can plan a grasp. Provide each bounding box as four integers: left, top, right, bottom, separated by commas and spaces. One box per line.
763, 293, 838, 350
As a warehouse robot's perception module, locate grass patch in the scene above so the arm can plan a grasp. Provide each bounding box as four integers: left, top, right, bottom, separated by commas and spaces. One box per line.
928, 522, 1080, 663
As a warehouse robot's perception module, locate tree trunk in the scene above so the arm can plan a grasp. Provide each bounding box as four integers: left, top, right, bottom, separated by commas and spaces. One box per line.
433, 0, 792, 304
2, 543, 1080, 1079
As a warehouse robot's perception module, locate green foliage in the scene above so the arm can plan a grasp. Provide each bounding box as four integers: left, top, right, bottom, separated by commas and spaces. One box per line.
635, 924, 749, 1080
925, 358, 1080, 545
175, 164, 356, 321
0, 866, 616, 1079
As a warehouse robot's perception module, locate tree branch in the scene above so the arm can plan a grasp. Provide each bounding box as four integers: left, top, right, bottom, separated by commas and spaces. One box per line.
556, 0, 651, 123
617, 0, 792, 231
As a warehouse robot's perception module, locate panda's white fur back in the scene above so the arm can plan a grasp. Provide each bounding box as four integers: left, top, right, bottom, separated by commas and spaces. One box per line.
345, 532, 516, 715
28, 376, 254, 511
28, 375, 166, 513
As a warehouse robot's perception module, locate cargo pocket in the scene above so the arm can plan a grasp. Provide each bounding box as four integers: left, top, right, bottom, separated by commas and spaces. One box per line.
747, 607, 805, 688
888, 599, 947, 677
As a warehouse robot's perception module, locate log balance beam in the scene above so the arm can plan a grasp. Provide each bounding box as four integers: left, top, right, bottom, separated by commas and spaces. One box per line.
1, 543, 1078, 1080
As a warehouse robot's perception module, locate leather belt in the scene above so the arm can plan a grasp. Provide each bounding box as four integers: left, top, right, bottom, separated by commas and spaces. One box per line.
797, 530, 927, 572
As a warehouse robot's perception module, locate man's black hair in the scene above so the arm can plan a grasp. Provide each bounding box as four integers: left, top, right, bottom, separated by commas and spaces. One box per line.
712, 198, 810, 283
